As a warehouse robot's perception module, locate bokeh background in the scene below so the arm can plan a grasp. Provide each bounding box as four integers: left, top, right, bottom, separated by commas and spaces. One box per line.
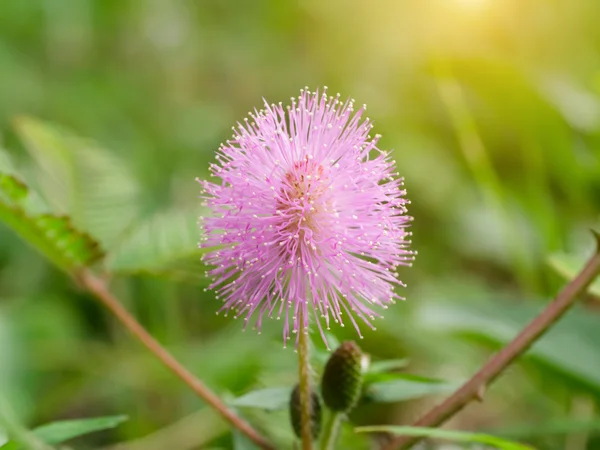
1, 1, 600, 449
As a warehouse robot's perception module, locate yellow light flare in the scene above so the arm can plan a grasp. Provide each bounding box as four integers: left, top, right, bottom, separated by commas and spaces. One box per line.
452, 0, 490, 8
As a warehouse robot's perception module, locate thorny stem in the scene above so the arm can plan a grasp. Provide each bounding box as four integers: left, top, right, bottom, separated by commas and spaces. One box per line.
384, 235, 600, 450
321, 412, 343, 450
78, 270, 274, 450
297, 313, 314, 450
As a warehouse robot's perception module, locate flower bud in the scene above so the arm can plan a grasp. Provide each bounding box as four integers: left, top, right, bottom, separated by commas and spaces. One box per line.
321, 341, 366, 412
289, 383, 322, 440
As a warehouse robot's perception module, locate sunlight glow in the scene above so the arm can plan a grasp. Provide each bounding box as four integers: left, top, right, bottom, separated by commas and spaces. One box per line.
452, 0, 490, 9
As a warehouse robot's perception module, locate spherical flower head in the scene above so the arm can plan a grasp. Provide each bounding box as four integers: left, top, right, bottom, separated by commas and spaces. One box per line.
198, 87, 414, 348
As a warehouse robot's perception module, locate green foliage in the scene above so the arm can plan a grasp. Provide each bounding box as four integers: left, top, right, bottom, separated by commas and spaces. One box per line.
1, 416, 128, 449
230, 387, 292, 411
492, 417, 600, 440
14, 117, 142, 250
1, 1, 600, 449
548, 252, 600, 298
105, 207, 206, 282
419, 301, 600, 393
31, 416, 128, 445
228, 371, 457, 414
0, 148, 103, 271
232, 431, 260, 450
355, 425, 534, 450
362, 373, 459, 404
10, 117, 207, 284
366, 359, 409, 374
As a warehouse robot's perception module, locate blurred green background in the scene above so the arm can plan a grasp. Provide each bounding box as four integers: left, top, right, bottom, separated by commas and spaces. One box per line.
1, 0, 600, 449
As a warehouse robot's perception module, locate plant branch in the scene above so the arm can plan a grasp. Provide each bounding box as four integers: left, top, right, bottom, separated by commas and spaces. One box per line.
78, 270, 274, 450
384, 238, 600, 450
297, 314, 314, 450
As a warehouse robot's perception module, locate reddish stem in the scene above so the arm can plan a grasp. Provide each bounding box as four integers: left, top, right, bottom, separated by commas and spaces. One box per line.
384, 238, 600, 450
79, 270, 274, 450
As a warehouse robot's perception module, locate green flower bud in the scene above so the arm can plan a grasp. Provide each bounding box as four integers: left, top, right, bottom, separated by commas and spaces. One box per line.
289, 383, 322, 440
321, 341, 366, 413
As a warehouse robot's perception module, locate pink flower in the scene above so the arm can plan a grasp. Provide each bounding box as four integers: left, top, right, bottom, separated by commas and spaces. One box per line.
198, 88, 414, 348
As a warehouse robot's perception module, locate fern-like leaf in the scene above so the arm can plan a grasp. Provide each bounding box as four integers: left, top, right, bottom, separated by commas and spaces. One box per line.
13, 117, 141, 250
0, 148, 103, 271
106, 207, 206, 282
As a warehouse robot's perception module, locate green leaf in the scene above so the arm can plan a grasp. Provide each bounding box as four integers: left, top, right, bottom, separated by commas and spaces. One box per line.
31, 415, 128, 445
490, 417, 600, 439
229, 387, 292, 411
367, 359, 409, 374
13, 117, 206, 282
362, 373, 459, 403
0, 148, 103, 271
355, 426, 534, 450
418, 301, 600, 393
106, 207, 206, 282
232, 431, 259, 450
312, 332, 341, 365
0, 415, 128, 449
0, 436, 30, 449
14, 116, 141, 249
0, 153, 27, 204
0, 394, 52, 450
548, 252, 600, 298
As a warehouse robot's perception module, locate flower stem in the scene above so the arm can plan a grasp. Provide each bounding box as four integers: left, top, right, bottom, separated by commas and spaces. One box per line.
383, 234, 600, 450
321, 412, 342, 450
297, 316, 313, 450
78, 270, 274, 450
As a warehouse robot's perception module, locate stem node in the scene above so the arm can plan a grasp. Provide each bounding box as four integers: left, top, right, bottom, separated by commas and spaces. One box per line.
384, 245, 600, 450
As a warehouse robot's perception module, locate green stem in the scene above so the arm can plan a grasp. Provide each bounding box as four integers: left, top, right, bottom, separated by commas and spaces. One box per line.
321, 412, 343, 450
297, 313, 313, 450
